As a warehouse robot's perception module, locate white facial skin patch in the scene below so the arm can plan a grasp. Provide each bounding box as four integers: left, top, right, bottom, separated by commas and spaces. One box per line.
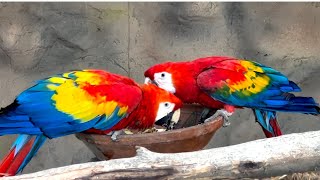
155, 102, 175, 121
153, 72, 176, 93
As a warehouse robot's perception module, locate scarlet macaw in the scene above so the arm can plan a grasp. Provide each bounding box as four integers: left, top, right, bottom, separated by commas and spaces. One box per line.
0, 69, 182, 176
144, 56, 319, 138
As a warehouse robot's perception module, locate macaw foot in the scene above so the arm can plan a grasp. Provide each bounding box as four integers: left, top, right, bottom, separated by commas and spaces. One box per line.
204, 109, 233, 127
108, 130, 123, 142
199, 108, 217, 124
143, 127, 159, 133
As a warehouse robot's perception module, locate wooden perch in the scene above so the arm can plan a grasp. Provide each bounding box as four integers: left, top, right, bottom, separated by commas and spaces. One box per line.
3, 130, 320, 180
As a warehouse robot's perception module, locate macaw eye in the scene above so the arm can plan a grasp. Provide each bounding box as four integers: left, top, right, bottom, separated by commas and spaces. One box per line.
164, 102, 169, 107
161, 73, 165, 78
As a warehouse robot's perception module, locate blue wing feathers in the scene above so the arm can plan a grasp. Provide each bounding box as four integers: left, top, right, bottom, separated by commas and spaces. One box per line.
0, 70, 134, 176
26, 83, 55, 92
288, 81, 301, 92
0, 91, 126, 138
17, 91, 54, 103
0, 115, 29, 121
42, 117, 100, 138
0, 82, 98, 138
93, 107, 125, 130
263, 89, 282, 97
260, 67, 281, 74
232, 63, 318, 114
279, 86, 294, 92
0, 70, 129, 138
0, 121, 34, 128
0, 127, 42, 136
267, 74, 289, 85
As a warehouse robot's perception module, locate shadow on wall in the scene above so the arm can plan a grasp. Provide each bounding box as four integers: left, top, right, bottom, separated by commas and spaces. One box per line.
0, 2, 319, 175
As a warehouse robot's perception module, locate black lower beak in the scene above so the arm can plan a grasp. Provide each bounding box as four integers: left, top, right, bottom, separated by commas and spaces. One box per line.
155, 111, 175, 130
151, 80, 158, 86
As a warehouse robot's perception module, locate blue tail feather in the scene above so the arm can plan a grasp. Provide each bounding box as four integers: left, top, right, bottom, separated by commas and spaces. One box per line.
260, 93, 319, 115
263, 99, 289, 106
254, 109, 277, 133
253, 109, 283, 137
253, 109, 271, 132
290, 97, 316, 105
262, 105, 319, 115
12, 135, 32, 156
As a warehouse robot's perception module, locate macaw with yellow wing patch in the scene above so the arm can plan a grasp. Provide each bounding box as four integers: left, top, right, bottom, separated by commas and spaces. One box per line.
144, 56, 320, 138
0, 69, 182, 176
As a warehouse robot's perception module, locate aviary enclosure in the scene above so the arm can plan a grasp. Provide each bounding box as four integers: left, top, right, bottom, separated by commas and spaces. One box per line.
0, 2, 319, 179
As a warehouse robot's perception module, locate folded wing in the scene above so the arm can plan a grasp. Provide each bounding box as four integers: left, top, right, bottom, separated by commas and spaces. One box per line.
0, 70, 142, 138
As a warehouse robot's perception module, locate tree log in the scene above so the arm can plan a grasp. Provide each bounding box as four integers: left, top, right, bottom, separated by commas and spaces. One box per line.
3, 130, 320, 180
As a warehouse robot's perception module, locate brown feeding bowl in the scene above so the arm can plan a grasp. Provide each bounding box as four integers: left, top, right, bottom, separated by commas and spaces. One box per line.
76, 104, 223, 160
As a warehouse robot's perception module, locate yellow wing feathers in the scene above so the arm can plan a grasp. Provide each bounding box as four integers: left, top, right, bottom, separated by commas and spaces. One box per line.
44, 71, 129, 122
228, 61, 270, 95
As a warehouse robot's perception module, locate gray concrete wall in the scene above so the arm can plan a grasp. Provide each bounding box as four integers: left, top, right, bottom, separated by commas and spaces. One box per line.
0, 2, 319, 174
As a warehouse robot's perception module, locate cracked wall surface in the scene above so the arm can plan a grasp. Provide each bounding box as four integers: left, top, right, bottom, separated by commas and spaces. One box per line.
0, 2, 319, 174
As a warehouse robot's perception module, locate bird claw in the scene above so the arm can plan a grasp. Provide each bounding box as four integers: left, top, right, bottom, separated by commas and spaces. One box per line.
143, 127, 158, 133
199, 108, 218, 124
203, 109, 232, 127
217, 109, 232, 127
223, 118, 231, 127
110, 130, 123, 142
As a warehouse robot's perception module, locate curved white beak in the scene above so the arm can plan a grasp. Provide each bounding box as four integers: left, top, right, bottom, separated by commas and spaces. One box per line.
144, 77, 152, 84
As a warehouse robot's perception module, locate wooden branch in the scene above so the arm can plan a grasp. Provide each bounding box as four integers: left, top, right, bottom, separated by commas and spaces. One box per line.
4, 130, 320, 180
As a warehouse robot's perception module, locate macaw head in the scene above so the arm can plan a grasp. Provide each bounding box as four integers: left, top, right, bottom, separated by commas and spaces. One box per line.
140, 83, 182, 130
144, 62, 178, 94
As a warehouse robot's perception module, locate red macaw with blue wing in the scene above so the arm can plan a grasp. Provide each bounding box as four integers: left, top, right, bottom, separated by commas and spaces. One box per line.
145, 56, 319, 138
0, 69, 182, 176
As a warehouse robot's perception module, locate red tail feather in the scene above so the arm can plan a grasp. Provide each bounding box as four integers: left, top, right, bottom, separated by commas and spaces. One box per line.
6, 138, 35, 176
262, 118, 282, 138
0, 148, 15, 176
0, 137, 35, 177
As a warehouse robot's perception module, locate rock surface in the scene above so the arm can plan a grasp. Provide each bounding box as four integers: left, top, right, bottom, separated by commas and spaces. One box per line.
0, 2, 319, 174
